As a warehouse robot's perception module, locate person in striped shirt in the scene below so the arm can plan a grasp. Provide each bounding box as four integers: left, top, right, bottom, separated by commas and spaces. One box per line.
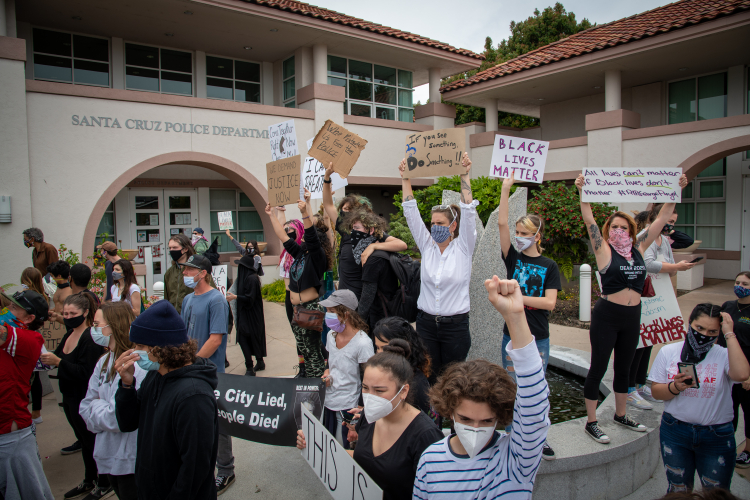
413, 277, 550, 500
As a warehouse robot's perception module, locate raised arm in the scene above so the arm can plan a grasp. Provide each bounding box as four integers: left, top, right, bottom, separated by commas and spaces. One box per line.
299, 189, 313, 230
399, 158, 414, 202
458, 152, 473, 204
322, 163, 339, 226
636, 175, 688, 255
575, 173, 610, 269
497, 173, 514, 258
265, 204, 291, 243
398, 159, 430, 251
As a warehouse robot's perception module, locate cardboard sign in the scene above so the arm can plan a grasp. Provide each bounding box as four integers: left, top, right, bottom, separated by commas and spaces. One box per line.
269, 120, 299, 162
212, 265, 228, 297
39, 320, 66, 352
581, 167, 682, 203
403, 128, 465, 179
309, 120, 367, 178
489, 135, 549, 184
215, 374, 325, 447
638, 271, 685, 348
267, 155, 301, 206
217, 211, 234, 231
300, 405, 383, 500
302, 138, 348, 200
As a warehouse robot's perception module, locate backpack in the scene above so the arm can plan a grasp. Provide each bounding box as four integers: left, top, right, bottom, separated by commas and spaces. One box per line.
370, 250, 421, 323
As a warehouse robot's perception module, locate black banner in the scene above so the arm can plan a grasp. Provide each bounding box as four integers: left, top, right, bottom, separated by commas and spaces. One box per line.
215, 374, 325, 447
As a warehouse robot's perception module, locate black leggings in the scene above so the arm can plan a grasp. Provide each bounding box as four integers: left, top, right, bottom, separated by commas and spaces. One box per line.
628, 346, 653, 387
732, 383, 750, 439
63, 398, 108, 487
108, 474, 137, 500
584, 299, 641, 400
30, 372, 43, 411
285, 291, 303, 361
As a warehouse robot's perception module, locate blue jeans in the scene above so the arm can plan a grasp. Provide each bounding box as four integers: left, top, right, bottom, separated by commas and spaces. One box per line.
660, 412, 736, 493
502, 335, 549, 433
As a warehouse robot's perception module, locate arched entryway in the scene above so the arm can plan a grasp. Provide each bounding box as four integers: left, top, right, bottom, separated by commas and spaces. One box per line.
679, 134, 750, 181
82, 152, 279, 259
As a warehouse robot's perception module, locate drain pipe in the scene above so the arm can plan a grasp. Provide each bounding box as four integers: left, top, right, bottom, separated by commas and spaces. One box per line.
579, 264, 591, 322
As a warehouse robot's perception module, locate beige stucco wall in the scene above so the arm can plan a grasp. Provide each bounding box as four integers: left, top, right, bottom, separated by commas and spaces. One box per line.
344, 123, 417, 178
545, 145, 588, 174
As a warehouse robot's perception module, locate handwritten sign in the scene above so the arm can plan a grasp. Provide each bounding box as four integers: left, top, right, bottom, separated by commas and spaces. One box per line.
269, 120, 299, 161
217, 211, 234, 231
212, 265, 228, 297
309, 120, 367, 178
489, 135, 549, 183
581, 167, 682, 203
39, 320, 66, 352
638, 270, 684, 348
302, 138, 348, 200
403, 128, 465, 179
300, 405, 383, 500
267, 155, 301, 206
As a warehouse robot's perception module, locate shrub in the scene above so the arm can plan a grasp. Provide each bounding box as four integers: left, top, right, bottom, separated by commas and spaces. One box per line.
261, 279, 286, 303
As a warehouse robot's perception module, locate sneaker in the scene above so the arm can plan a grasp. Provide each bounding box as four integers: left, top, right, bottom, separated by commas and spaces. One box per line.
82, 484, 114, 500
216, 474, 236, 496
254, 358, 265, 371
61, 441, 82, 455
245, 368, 256, 376
542, 442, 556, 460
639, 385, 658, 403
64, 481, 95, 499
32, 416, 43, 424
614, 413, 647, 432
627, 391, 653, 410
736, 451, 750, 468
585, 421, 610, 443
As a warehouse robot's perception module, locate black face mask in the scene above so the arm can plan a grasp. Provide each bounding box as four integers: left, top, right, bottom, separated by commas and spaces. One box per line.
662, 223, 675, 234
350, 230, 368, 247
64, 315, 86, 329
286, 230, 297, 242
170, 249, 184, 262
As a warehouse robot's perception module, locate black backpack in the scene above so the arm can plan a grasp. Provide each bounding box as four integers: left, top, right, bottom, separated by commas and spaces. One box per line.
371, 250, 421, 323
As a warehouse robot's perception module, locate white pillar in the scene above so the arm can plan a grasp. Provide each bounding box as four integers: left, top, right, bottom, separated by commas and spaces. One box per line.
485, 99, 498, 132
0, 0, 7, 37
604, 69, 621, 111
313, 44, 327, 85
579, 264, 591, 322
428, 67, 441, 104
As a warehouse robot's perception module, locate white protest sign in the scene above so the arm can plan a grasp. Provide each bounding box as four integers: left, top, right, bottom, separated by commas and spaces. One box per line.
302, 138, 347, 200
269, 120, 299, 161
489, 135, 549, 183
212, 265, 228, 297
581, 167, 682, 203
217, 211, 234, 230
638, 270, 685, 348
300, 405, 382, 500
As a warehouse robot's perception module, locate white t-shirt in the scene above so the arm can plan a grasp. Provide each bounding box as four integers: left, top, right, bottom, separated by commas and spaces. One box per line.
111, 284, 141, 307
648, 342, 734, 426
325, 330, 374, 411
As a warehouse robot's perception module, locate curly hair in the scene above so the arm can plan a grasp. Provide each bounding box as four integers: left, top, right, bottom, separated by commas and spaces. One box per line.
429, 359, 516, 426
373, 317, 431, 378
330, 304, 369, 335
340, 210, 387, 241
337, 194, 372, 213
23, 227, 44, 242
151, 339, 198, 370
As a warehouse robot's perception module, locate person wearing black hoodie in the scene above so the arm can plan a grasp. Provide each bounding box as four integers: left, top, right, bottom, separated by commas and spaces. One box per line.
234, 240, 267, 375
114, 300, 219, 500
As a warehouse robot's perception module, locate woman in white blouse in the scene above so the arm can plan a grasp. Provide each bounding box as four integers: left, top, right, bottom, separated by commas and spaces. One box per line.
399, 153, 477, 384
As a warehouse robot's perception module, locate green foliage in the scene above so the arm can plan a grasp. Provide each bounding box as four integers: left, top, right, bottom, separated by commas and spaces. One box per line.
261, 279, 286, 303
527, 182, 611, 279
387, 212, 419, 258
58, 244, 81, 266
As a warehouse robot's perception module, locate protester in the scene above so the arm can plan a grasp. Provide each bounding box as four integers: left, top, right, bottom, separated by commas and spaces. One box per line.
628, 204, 696, 411
649, 303, 750, 493
234, 240, 266, 375
318, 290, 374, 447
414, 277, 550, 499
575, 172, 687, 444
165, 234, 215, 314
0, 290, 54, 500
97, 241, 120, 302
720, 271, 750, 467
312, 210, 336, 253
265, 189, 327, 378
48, 260, 73, 324
115, 300, 219, 500
20, 267, 49, 423
40, 293, 108, 499
498, 172, 561, 459
70, 263, 102, 307
79, 301, 142, 500
192, 228, 209, 254
399, 153, 476, 383
23, 227, 59, 277
111, 260, 141, 317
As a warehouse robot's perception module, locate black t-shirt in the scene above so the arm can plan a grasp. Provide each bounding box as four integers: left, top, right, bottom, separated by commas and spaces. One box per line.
283, 226, 326, 296
336, 211, 363, 299
719, 300, 750, 361
353, 410, 443, 500
669, 230, 694, 250
362, 254, 398, 321
502, 244, 561, 340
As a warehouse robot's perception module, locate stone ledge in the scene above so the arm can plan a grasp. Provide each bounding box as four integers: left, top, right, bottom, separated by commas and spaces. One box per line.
586, 109, 641, 131
414, 102, 456, 119
0, 36, 25, 62
296, 83, 345, 105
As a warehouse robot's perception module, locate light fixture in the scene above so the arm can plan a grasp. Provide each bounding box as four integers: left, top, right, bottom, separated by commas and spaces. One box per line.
244, 46, 252, 50
218, 65, 224, 69
381, 190, 391, 198
184, 10, 193, 15
0, 196, 11, 223
593, 86, 601, 89
679, 67, 688, 71
165, 32, 174, 37
146, 55, 155, 59
71, 16, 83, 20
270, 28, 278, 32
537, 98, 544, 101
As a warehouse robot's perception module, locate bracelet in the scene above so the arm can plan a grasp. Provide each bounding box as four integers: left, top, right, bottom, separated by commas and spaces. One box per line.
724, 332, 737, 340
668, 381, 680, 396
323, 179, 332, 184
302, 216, 310, 220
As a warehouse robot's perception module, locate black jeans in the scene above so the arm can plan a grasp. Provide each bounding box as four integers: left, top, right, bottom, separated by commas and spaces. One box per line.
584, 299, 641, 400
628, 346, 653, 387
237, 334, 258, 371
30, 372, 43, 411
108, 474, 137, 500
732, 383, 750, 439
416, 311, 471, 385
63, 399, 108, 487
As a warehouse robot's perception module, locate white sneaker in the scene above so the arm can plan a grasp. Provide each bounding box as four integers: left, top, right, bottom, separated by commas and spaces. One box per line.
626, 391, 652, 410
32, 416, 43, 424
639, 385, 658, 403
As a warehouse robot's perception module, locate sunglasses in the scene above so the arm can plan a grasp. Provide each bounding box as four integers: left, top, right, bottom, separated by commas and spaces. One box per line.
431, 205, 457, 222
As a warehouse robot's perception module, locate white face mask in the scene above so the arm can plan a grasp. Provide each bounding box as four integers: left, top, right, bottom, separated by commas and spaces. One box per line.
516, 225, 540, 252
453, 416, 496, 459
363, 385, 404, 422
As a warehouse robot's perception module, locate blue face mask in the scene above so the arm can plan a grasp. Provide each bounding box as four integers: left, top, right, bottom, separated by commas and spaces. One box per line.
90, 326, 111, 347
134, 350, 160, 371
0, 307, 20, 328
431, 224, 451, 244
736, 285, 750, 299
183, 275, 199, 289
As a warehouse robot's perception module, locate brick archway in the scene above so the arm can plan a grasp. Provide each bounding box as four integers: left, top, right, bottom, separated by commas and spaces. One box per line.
680, 134, 750, 181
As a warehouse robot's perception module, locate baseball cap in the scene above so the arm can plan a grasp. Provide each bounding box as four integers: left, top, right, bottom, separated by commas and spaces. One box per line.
319, 289, 358, 310
1, 290, 49, 321
96, 241, 118, 252
177, 254, 212, 273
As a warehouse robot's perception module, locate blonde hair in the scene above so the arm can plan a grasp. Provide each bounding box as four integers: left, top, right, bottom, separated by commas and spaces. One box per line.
515, 215, 544, 253
602, 211, 638, 244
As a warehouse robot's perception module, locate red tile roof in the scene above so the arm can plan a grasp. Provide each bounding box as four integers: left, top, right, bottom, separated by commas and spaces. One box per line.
239, 0, 483, 59
441, 0, 750, 92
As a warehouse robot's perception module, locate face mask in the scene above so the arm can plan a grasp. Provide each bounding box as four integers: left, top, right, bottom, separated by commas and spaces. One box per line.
363, 385, 404, 422
285, 229, 297, 242
516, 236, 535, 252
431, 224, 451, 244
608, 228, 632, 260
0, 308, 20, 328
690, 328, 717, 346
191, 235, 201, 244
662, 223, 675, 234
183, 275, 200, 289
170, 250, 184, 262
453, 417, 496, 459
350, 229, 368, 247
134, 350, 160, 371
24, 240, 33, 248
735, 285, 750, 299
325, 312, 346, 333
21, 284, 29, 290
90, 326, 111, 347
112, 271, 124, 281
64, 315, 86, 329
247, 246, 255, 255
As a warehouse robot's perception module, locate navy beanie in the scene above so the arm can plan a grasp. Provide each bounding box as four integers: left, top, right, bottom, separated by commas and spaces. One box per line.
129, 300, 188, 347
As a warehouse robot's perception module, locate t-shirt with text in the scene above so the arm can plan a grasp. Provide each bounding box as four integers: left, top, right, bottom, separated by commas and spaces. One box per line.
181, 288, 230, 373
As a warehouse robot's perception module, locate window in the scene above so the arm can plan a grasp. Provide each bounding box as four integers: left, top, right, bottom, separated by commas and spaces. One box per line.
209, 190, 264, 253
675, 158, 726, 249
283, 57, 295, 108
668, 72, 727, 124
206, 56, 261, 103
32, 28, 109, 87
125, 43, 192, 95
327, 56, 414, 122
94, 201, 116, 250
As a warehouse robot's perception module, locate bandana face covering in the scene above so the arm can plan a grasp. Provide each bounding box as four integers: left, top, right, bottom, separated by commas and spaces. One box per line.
735, 285, 750, 299
349, 230, 368, 248
680, 325, 717, 363
608, 228, 633, 261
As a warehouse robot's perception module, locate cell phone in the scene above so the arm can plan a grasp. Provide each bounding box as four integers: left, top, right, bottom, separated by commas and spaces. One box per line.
340, 410, 354, 424
689, 257, 704, 263
677, 362, 700, 389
